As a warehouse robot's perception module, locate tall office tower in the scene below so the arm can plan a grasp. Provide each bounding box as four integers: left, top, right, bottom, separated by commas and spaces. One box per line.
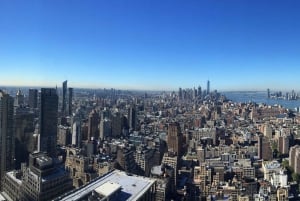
28, 89, 38, 109
68, 87, 73, 116
57, 125, 71, 146
14, 107, 35, 169
62, 80, 67, 115
15, 89, 24, 106
162, 152, 178, 192
258, 135, 263, 159
207, 80, 210, 94
116, 147, 136, 173
178, 87, 183, 100
99, 118, 112, 140
101, 108, 110, 120
258, 135, 273, 161
289, 145, 300, 174
167, 122, 183, 156
39, 88, 58, 158
193, 87, 197, 99
87, 109, 99, 141
267, 88, 270, 99
111, 112, 122, 137
72, 120, 81, 147
0, 91, 14, 190
278, 135, 290, 155
198, 86, 202, 98
263, 124, 272, 138
128, 106, 137, 131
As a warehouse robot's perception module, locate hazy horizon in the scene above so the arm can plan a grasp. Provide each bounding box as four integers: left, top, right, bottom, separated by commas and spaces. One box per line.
1, 83, 299, 94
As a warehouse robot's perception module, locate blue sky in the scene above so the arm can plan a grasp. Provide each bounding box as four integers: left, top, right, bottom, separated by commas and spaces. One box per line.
0, 0, 300, 91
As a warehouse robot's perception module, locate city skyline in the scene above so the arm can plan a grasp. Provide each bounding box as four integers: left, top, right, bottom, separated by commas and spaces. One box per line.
1, 1, 300, 91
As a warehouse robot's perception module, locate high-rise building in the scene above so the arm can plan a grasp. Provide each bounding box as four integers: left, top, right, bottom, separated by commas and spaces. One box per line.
264, 124, 272, 138
289, 145, 300, 174
111, 112, 122, 137
62, 80, 67, 115
14, 107, 35, 169
72, 120, 81, 147
162, 152, 178, 192
198, 86, 202, 98
278, 135, 290, 155
134, 145, 157, 176
99, 118, 111, 140
267, 88, 270, 99
28, 89, 38, 109
22, 152, 73, 201
0, 91, 14, 190
193, 87, 197, 99
167, 122, 182, 156
116, 146, 136, 173
178, 87, 183, 100
57, 125, 71, 146
207, 80, 210, 94
88, 110, 99, 141
15, 89, 24, 106
68, 87, 73, 116
258, 135, 273, 161
39, 88, 58, 158
128, 106, 137, 131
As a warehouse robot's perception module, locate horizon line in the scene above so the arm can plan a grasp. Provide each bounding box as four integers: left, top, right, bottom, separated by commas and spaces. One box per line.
1, 84, 299, 93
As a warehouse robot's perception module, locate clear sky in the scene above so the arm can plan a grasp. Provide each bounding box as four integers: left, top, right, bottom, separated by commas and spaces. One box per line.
0, 0, 300, 91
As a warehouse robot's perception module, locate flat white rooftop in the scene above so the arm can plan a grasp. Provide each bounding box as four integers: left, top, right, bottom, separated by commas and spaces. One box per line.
95, 181, 121, 197
58, 169, 156, 201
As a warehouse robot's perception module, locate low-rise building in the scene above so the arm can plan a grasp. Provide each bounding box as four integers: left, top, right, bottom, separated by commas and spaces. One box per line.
55, 169, 157, 201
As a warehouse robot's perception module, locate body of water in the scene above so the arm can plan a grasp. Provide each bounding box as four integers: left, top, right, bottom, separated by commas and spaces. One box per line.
222, 91, 300, 110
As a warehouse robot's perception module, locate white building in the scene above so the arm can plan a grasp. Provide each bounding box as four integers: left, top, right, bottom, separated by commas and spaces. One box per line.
262, 161, 282, 181
56, 169, 157, 201
270, 169, 288, 188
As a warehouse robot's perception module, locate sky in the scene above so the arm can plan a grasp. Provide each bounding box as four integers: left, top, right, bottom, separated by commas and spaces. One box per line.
0, 0, 300, 91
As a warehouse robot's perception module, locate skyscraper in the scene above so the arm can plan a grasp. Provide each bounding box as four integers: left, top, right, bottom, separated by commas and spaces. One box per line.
28, 89, 38, 109
88, 109, 99, 141
39, 88, 58, 158
207, 80, 210, 94
14, 107, 34, 169
178, 87, 183, 100
128, 106, 137, 131
99, 118, 112, 140
72, 119, 81, 147
267, 88, 270, 99
167, 122, 182, 156
0, 91, 14, 190
15, 89, 24, 106
198, 85, 202, 98
62, 80, 67, 115
68, 87, 73, 116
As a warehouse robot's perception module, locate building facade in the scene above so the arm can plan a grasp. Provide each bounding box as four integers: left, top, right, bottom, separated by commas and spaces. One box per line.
39, 88, 58, 158
0, 91, 14, 190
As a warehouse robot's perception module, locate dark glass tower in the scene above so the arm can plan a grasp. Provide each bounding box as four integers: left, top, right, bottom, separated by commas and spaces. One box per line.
62, 80, 67, 115
128, 106, 137, 131
28, 88, 38, 108
68, 87, 73, 116
0, 91, 14, 190
207, 80, 210, 94
39, 88, 58, 158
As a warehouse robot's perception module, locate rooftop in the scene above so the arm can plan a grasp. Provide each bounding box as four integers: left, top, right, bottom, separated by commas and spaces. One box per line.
95, 181, 121, 197
6, 171, 22, 185
57, 170, 156, 201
